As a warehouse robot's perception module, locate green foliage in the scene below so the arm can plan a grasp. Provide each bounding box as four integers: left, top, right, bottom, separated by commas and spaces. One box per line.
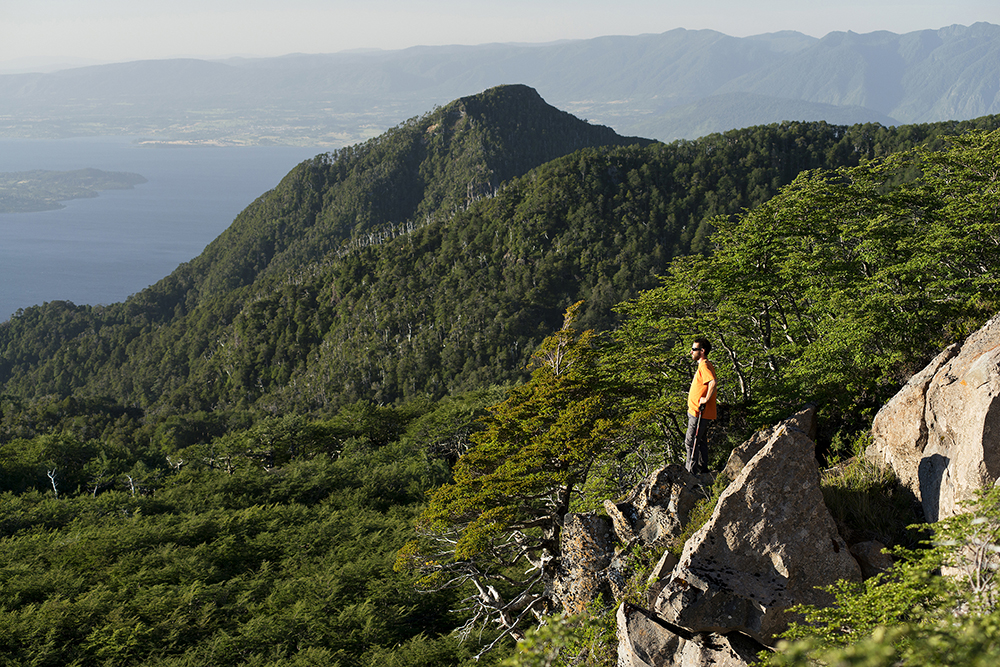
5, 93, 1000, 667
0, 407, 485, 666
613, 543, 668, 610
614, 129, 1000, 449
0, 86, 651, 416
502, 608, 618, 667
6, 113, 997, 423
399, 304, 635, 645
426, 304, 621, 559
769, 486, 1000, 666
0, 394, 500, 664
820, 454, 923, 548
398, 386, 509, 463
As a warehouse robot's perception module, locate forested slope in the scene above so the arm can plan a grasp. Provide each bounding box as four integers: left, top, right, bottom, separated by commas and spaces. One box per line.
0, 399, 504, 666
186, 84, 653, 297
2, 88, 1000, 438
3, 86, 1000, 666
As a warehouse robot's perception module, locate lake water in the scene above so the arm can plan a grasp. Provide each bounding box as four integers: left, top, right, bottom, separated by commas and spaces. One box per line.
0, 138, 324, 321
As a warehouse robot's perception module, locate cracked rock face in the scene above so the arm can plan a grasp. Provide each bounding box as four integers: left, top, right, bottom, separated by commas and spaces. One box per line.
867, 312, 1000, 521
617, 603, 764, 667
652, 426, 861, 644
550, 512, 615, 614
604, 464, 703, 547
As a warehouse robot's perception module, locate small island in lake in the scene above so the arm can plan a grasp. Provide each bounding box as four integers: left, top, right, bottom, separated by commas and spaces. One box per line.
0, 168, 148, 213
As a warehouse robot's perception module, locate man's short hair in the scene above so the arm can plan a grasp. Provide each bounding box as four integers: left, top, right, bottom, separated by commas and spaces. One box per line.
693, 337, 712, 355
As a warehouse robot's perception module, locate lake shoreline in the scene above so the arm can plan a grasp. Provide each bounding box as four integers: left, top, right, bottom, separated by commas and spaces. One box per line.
0, 138, 324, 321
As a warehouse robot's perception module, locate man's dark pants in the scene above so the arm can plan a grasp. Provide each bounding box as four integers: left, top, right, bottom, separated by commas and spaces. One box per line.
684, 411, 711, 474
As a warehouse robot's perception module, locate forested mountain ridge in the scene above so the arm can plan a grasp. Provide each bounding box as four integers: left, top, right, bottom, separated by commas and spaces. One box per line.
3, 86, 1000, 666
185, 84, 653, 299
3, 86, 1000, 437
0, 84, 652, 418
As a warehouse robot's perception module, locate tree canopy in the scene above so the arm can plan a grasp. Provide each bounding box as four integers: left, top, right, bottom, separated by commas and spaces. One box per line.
613, 128, 1000, 448
5, 113, 998, 428
2, 92, 1000, 665
398, 303, 638, 650
400, 128, 1000, 658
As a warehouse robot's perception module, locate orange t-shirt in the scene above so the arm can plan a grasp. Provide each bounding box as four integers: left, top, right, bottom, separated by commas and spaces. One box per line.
687, 359, 717, 419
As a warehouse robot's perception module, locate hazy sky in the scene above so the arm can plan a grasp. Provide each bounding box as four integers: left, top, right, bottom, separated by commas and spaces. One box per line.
2, 0, 998, 70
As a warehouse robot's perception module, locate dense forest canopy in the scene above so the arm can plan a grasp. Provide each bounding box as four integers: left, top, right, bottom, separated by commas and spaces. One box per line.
400, 128, 1000, 650
612, 128, 1000, 446
3, 89, 997, 431
2, 84, 1000, 665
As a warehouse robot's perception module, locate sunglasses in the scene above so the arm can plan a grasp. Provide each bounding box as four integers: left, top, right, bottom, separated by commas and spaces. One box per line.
691, 347, 702, 352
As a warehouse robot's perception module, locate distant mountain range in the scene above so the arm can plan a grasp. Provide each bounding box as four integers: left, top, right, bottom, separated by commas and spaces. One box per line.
0, 23, 997, 145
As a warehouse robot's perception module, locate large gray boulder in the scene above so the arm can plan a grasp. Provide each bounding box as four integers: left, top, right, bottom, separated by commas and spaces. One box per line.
604, 464, 704, 547
652, 424, 861, 644
617, 603, 765, 667
867, 313, 1000, 521
721, 404, 817, 481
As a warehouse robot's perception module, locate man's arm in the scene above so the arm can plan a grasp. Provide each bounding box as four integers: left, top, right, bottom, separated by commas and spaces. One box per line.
699, 378, 716, 410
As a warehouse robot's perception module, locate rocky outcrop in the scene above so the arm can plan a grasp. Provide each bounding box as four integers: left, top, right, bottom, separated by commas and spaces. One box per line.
598, 315, 1000, 665
652, 424, 861, 644
867, 313, 1000, 521
602, 414, 872, 666
551, 467, 705, 615
721, 404, 817, 480
604, 465, 705, 547
617, 603, 765, 667
550, 512, 615, 614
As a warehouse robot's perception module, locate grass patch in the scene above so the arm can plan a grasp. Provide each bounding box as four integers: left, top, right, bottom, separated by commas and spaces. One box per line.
821, 453, 923, 548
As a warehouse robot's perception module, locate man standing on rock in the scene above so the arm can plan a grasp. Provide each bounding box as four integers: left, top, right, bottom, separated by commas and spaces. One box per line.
685, 337, 717, 474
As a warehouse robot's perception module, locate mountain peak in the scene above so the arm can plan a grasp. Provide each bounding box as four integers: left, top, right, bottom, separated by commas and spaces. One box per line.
189, 85, 652, 297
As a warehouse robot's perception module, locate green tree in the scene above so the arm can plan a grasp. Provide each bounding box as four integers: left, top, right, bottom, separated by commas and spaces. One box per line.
614, 129, 1000, 451
769, 486, 1000, 667
501, 611, 617, 667
397, 303, 630, 651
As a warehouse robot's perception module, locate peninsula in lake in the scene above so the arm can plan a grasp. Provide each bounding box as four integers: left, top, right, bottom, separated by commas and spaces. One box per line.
0, 167, 147, 213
